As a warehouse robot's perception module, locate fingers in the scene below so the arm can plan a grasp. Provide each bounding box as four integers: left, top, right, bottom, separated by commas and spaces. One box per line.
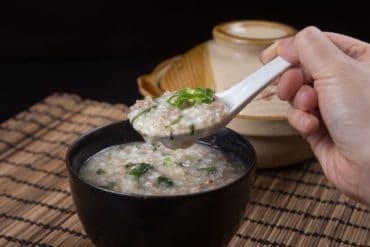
259, 26, 365, 141
277, 68, 305, 100
286, 84, 319, 135
260, 41, 279, 64
291, 85, 318, 111
294, 27, 349, 76
325, 32, 370, 60
261, 30, 369, 65
287, 109, 320, 135
261, 26, 353, 78
260, 37, 298, 64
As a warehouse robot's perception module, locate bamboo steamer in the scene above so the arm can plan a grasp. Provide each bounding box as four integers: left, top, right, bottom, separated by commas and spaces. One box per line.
137, 20, 313, 168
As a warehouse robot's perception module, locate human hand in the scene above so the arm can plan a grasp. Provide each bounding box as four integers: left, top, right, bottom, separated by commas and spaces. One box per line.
260, 26, 370, 205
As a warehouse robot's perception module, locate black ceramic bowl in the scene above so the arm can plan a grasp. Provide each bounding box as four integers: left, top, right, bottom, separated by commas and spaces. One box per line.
66, 120, 256, 247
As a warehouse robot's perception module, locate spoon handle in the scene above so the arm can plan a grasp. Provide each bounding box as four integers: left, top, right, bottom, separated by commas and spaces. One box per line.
216, 56, 291, 114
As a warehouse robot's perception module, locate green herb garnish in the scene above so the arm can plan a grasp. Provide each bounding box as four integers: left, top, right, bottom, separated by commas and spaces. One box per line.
129, 163, 153, 178
170, 130, 174, 140
163, 156, 173, 166
165, 115, 183, 129
167, 88, 215, 109
152, 143, 161, 151
189, 124, 195, 136
185, 154, 196, 162
130, 106, 156, 125
125, 162, 135, 168
171, 115, 182, 125
96, 169, 106, 175
102, 181, 115, 190
198, 167, 218, 175
157, 176, 174, 187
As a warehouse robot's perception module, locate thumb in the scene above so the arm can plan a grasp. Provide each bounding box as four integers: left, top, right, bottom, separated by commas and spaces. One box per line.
289, 26, 349, 77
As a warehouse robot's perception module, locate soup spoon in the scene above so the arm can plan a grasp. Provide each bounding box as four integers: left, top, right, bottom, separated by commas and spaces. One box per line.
156, 56, 291, 148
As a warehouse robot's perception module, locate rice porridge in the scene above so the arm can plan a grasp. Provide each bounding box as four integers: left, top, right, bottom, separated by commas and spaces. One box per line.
79, 142, 245, 195
128, 88, 228, 148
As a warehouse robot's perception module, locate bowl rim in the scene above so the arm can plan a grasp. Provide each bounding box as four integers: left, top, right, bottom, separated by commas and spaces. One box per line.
66, 120, 256, 199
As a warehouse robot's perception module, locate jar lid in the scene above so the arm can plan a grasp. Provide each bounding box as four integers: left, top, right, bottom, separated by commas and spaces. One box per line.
213, 20, 296, 45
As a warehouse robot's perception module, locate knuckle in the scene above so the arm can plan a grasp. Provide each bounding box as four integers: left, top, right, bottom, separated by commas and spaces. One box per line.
295, 26, 321, 45
301, 26, 321, 37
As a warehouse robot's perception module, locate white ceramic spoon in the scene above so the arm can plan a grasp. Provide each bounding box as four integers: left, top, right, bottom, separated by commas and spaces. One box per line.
158, 56, 291, 148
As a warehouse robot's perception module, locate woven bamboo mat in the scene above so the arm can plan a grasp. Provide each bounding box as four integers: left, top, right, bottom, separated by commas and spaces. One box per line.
0, 93, 368, 247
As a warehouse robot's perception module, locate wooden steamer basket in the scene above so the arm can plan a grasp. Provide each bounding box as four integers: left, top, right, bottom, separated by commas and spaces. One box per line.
138, 20, 313, 168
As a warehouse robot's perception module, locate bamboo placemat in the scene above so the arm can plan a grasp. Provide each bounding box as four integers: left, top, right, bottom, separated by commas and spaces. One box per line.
0, 93, 368, 247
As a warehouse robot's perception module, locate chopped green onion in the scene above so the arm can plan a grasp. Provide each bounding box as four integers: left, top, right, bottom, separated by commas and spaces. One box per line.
198, 167, 218, 175
130, 106, 156, 125
157, 176, 174, 187
96, 169, 106, 175
102, 181, 115, 190
152, 143, 161, 151
170, 115, 182, 125
125, 162, 135, 168
170, 130, 174, 140
167, 88, 215, 109
165, 115, 183, 129
185, 154, 196, 162
189, 124, 195, 136
129, 163, 153, 178
163, 156, 173, 166
207, 167, 218, 175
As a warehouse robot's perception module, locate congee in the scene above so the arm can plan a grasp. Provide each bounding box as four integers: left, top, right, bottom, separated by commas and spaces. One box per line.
80, 142, 245, 195
128, 88, 229, 147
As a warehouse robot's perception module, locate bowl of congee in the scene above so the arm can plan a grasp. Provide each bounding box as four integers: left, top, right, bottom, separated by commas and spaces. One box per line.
66, 87, 256, 247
